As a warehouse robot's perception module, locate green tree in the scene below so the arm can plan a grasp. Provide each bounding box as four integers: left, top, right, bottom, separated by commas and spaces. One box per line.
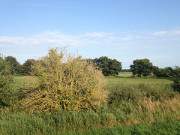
153, 66, 180, 78
5, 56, 21, 74
93, 56, 122, 76
130, 59, 153, 77
172, 78, 180, 92
22, 59, 36, 75
173, 67, 180, 78
0, 56, 13, 107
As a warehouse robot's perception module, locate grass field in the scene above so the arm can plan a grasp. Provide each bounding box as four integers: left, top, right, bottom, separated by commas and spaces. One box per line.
13, 75, 172, 92
0, 75, 179, 135
13, 76, 39, 91
118, 72, 132, 77
107, 76, 172, 89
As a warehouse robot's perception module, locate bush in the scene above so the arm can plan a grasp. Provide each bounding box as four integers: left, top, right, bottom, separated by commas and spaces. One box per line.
0, 57, 13, 107
21, 59, 36, 75
172, 78, 180, 92
20, 49, 107, 113
5, 56, 22, 75
108, 84, 175, 106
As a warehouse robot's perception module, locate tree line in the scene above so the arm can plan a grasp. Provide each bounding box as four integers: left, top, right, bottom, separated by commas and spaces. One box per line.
0, 53, 180, 106
130, 58, 180, 78
2, 55, 180, 79
3, 56, 35, 75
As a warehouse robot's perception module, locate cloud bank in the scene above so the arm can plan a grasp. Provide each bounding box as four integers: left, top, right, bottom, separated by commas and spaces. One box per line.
0, 29, 180, 47
0, 29, 180, 68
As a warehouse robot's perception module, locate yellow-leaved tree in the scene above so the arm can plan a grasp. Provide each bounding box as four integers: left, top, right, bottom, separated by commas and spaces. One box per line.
20, 49, 107, 113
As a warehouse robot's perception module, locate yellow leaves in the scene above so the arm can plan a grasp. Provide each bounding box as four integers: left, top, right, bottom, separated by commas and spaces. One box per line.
20, 49, 107, 113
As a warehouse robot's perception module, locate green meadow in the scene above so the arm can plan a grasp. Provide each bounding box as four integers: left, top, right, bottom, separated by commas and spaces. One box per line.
0, 75, 179, 135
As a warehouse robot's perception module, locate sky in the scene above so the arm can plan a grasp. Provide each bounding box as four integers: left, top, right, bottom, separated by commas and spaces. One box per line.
0, 0, 180, 68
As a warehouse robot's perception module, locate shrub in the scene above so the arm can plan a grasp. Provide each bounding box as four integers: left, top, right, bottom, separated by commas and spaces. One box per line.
5, 56, 22, 75
0, 57, 13, 107
108, 83, 175, 105
20, 49, 107, 113
172, 78, 180, 92
108, 87, 142, 104
21, 59, 36, 75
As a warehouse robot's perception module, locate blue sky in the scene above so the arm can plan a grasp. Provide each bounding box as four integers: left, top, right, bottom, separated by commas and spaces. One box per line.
0, 0, 180, 68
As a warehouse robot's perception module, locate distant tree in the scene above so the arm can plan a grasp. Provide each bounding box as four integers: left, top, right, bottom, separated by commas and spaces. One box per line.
172, 78, 180, 92
153, 66, 180, 78
152, 66, 161, 77
163, 67, 174, 77
93, 56, 122, 76
5, 56, 21, 74
174, 67, 180, 78
22, 59, 36, 75
130, 59, 153, 77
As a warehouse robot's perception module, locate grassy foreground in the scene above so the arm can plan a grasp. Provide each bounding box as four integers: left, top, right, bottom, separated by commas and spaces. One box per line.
0, 76, 179, 135
0, 112, 179, 135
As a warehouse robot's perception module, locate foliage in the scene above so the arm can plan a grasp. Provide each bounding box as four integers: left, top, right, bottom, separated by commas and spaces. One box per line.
0, 57, 13, 107
0, 74, 179, 134
174, 67, 180, 78
108, 83, 175, 106
130, 59, 153, 77
22, 59, 36, 75
172, 78, 180, 92
93, 56, 122, 76
19, 49, 107, 112
5, 56, 22, 75
153, 66, 180, 78
0, 52, 179, 134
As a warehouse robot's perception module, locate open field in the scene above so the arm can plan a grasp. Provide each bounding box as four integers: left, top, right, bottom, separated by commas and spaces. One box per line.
12, 76, 39, 91
118, 72, 132, 78
13, 75, 173, 92
0, 75, 179, 135
106, 76, 172, 92
1, 1, 180, 134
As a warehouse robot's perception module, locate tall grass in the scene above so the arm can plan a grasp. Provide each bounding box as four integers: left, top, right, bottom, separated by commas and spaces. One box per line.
106, 76, 172, 91
0, 111, 179, 135
1, 76, 179, 135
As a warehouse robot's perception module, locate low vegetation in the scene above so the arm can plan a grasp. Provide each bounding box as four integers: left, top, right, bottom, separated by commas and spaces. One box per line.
0, 57, 13, 107
18, 49, 107, 113
0, 49, 179, 135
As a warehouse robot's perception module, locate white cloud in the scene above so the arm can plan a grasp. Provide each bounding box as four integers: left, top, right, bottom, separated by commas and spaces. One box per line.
0, 32, 82, 47
0, 29, 180, 68
152, 29, 180, 37
0, 29, 180, 47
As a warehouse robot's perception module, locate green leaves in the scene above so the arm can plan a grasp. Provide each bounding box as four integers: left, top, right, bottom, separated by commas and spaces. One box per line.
0, 57, 13, 107
93, 56, 122, 76
130, 59, 153, 77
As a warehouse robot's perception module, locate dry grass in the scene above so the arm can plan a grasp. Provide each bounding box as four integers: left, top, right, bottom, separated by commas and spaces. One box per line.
136, 94, 180, 123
